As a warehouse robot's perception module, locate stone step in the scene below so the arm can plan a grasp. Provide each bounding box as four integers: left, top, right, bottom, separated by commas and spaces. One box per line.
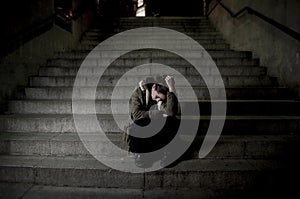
87, 26, 217, 32
8, 100, 300, 115
117, 17, 208, 21
85, 31, 222, 37
77, 43, 230, 51
115, 20, 214, 24
93, 21, 215, 27
80, 38, 226, 46
0, 114, 299, 134
115, 22, 214, 27
54, 50, 253, 59
91, 23, 216, 28
113, 20, 212, 26
0, 132, 299, 159
82, 34, 225, 41
81, 33, 220, 40
17, 86, 293, 100
29, 75, 274, 87
105, 27, 217, 33
47, 55, 259, 68
117, 16, 208, 21
46, 57, 258, 68
111, 21, 214, 25
116, 19, 211, 24
81, 33, 225, 43
0, 183, 144, 199
1, 183, 272, 199
112, 28, 219, 33
0, 155, 287, 190
103, 22, 214, 26
39, 65, 266, 77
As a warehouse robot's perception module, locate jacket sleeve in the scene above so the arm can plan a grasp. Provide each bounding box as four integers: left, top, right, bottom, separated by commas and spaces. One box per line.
164, 91, 179, 117
130, 89, 150, 121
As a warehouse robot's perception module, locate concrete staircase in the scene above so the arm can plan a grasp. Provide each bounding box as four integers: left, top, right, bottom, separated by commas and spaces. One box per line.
1, 17, 300, 198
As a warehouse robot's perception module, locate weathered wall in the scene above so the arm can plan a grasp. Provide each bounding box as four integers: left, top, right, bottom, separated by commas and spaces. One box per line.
0, 26, 79, 113
73, 0, 96, 39
208, 0, 300, 96
0, 0, 95, 113
0, 0, 54, 40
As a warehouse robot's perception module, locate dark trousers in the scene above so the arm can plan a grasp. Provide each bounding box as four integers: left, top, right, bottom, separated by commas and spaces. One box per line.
128, 116, 180, 153
145, 0, 160, 16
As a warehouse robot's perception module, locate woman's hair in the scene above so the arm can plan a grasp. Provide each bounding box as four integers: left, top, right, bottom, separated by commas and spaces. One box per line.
153, 83, 169, 95
145, 75, 169, 95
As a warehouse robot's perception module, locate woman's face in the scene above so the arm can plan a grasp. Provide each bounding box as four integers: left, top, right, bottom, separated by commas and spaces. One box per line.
151, 84, 166, 102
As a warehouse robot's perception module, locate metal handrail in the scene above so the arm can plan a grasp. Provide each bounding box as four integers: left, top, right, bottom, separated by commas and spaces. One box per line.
207, 0, 300, 42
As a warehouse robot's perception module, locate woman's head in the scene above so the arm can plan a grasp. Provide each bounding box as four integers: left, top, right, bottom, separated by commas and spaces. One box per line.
151, 83, 168, 101
145, 75, 169, 102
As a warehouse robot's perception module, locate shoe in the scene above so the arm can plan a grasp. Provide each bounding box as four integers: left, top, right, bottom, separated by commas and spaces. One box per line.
152, 12, 160, 17
134, 154, 153, 168
160, 152, 180, 168
160, 152, 171, 168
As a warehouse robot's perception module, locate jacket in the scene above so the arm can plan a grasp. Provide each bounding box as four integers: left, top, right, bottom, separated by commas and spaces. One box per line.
130, 80, 180, 122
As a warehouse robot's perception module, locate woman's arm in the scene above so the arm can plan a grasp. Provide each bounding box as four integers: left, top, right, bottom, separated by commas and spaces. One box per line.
163, 75, 180, 116
130, 89, 150, 121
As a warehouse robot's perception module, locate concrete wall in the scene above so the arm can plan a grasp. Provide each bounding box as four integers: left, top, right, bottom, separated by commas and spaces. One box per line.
0, 0, 96, 113
73, 0, 96, 40
0, 26, 78, 113
208, 0, 300, 95
0, 0, 54, 40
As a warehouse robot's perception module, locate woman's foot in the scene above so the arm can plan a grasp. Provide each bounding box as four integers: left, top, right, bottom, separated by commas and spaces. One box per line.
134, 154, 153, 168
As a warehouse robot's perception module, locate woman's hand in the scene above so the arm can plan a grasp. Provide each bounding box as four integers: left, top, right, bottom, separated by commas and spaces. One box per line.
165, 75, 175, 93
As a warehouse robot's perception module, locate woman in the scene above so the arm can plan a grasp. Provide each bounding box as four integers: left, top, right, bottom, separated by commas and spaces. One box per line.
125, 75, 180, 167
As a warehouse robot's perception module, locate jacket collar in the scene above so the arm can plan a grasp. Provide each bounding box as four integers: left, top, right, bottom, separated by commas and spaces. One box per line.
139, 80, 150, 107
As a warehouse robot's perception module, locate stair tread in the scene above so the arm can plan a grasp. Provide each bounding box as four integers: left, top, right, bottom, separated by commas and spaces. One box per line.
47, 57, 255, 60
1, 131, 299, 141
19, 86, 293, 101
1, 130, 299, 159
5, 154, 284, 189
56, 49, 251, 53
0, 183, 144, 199
23, 85, 287, 88
0, 155, 283, 171
31, 75, 266, 78
9, 99, 300, 102
0, 183, 247, 199
1, 113, 300, 120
